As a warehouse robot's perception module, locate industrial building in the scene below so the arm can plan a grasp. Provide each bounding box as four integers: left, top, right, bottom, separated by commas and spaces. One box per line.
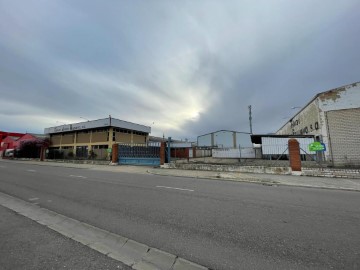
277, 82, 360, 166
44, 117, 150, 159
197, 130, 252, 148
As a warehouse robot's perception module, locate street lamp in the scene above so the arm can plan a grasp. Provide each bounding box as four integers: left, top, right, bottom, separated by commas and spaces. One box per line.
80, 117, 90, 122
291, 106, 302, 109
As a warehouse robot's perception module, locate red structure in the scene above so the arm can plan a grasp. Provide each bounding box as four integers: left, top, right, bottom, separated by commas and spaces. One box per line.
0, 131, 25, 157
0, 132, 48, 158
0, 131, 24, 145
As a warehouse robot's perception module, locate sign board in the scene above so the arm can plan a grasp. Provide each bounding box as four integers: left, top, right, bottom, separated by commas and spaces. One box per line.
308, 142, 326, 152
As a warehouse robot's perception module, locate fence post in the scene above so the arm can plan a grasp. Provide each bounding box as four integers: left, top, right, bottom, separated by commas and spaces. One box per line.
288, 139, 302, 174
112, 144, 118, 163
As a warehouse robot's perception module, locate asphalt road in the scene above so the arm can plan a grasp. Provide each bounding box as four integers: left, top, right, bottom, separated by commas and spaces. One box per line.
0, 160, 359, 269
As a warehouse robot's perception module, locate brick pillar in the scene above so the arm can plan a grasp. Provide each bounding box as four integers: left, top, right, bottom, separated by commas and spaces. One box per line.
288, 139, 301, 172
112, 144, 118, 163
40, 147, 45, 161
192, 146, 196, 158
160, 142, 165, 165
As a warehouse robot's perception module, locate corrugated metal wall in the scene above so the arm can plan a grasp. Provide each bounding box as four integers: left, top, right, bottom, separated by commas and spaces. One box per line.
261, 137, 315, 155
326, 108, 360, 166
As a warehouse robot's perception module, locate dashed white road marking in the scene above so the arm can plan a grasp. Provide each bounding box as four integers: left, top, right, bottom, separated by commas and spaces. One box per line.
27, 169, 37, 172
156, 186, 194, 192
28, 197, 39, 201
0, 165, 6, 168
69, 175, 87, 179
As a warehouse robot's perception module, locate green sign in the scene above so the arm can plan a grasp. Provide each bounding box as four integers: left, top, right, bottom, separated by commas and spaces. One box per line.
308, 142, 326, 152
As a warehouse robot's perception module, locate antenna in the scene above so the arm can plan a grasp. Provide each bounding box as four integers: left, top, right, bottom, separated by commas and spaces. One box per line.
248, 105, 253, 134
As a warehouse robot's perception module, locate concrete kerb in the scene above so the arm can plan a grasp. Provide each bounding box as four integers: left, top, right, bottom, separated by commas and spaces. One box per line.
147, 169, 360, 192
133, 248, 177, 270
0, 191, 209, 270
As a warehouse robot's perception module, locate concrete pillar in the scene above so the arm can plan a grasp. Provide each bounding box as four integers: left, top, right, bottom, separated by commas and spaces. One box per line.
192, 146, 197, 158
112, 143, 118, 163
160, 142, 165, 165
288, 139, 301, 172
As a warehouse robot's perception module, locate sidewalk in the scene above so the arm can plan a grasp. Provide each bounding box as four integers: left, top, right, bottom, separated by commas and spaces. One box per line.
1, 159, 360, 192
0, 205, 130, 270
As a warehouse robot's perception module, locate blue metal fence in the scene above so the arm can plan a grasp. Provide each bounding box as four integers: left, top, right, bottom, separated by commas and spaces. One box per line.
118, 143, 161, 166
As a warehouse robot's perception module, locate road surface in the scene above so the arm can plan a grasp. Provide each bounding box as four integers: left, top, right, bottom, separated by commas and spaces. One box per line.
0, 161, 359, 269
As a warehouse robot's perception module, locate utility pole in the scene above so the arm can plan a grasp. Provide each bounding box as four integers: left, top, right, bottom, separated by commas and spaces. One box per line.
248, 105, 253, 134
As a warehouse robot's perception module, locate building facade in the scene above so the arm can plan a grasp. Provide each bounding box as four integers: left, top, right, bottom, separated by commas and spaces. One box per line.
277, 82, 360, 166
197, 130, 252, 148
44, 117, 150, 159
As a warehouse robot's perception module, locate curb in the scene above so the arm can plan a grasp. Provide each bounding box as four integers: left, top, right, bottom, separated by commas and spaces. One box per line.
147, 170, 360, 192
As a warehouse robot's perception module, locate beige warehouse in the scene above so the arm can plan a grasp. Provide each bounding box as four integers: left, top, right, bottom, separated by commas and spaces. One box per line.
44, 117, 150, 159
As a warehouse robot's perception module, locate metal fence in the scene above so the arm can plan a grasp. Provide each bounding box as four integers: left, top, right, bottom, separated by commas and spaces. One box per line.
46, 148, 110, 160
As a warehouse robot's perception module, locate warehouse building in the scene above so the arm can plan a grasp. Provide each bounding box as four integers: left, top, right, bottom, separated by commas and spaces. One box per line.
44, 117, 150, 159
197, 130, 252, 148
277, 82, 360, 166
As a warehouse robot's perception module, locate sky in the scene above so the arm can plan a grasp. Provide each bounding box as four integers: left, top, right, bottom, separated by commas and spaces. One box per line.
0, 0, 359, 141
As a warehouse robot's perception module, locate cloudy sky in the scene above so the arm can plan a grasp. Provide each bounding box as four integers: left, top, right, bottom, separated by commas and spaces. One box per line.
1, 0, 359, 140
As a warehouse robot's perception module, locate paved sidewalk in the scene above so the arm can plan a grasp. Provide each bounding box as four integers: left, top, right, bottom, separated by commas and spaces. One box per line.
0, 205, 130, 270
1, 159, 360, 192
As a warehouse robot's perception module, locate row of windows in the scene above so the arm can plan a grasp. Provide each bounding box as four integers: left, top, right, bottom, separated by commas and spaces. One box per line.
134, 131, 147, 136
54, 128, 146, 136
92, 128, 108, 133
113, 128, 131, 134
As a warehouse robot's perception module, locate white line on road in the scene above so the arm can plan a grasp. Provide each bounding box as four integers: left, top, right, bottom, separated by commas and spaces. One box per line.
69, 175, 87, 179
27, 169, 36, 172
156, 186, 194, 192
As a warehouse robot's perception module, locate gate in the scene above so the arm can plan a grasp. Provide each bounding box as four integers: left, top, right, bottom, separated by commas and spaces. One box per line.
118, 143, 161, 166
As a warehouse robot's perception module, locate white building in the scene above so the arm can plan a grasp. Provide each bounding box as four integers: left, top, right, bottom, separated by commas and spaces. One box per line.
277, 82, 360, 166
197, 130, 252, 148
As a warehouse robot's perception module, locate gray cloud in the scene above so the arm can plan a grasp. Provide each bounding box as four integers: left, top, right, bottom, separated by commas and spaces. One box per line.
0, 0, 359, 140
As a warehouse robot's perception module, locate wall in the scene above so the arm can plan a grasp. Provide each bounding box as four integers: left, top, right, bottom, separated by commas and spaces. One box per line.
326, 108, 360, 166
115, 133, 131, 143
235, 133, 252, 147
212, 148, 256, 158
277, 101, 321, 136
213, 131, 234, 147
133, 134, 146, 144
76, 133, 90, 143
197, 134, 212, 147
91, 132, 108, 143
62, 134, 74, 144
